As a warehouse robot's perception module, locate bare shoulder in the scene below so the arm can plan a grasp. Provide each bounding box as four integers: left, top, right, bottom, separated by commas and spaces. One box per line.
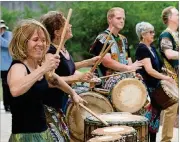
8, 63, 27, 77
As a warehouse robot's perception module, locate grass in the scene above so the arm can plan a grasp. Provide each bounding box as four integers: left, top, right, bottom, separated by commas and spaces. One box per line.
78, 67, 90, 73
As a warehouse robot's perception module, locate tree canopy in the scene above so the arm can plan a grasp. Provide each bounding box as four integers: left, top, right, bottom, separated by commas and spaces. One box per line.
1, 1, 178, 61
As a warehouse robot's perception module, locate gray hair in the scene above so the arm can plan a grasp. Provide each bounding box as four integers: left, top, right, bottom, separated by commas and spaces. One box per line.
135, 22, 154, 40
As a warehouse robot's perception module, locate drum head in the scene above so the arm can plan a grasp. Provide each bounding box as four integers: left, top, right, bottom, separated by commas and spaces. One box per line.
66, 91, 114, 141
161, 80, 179, 100
87, 135, 122, 142
91, 125, 136, 136
86, 112, 148, 126
111, 78, 147, 113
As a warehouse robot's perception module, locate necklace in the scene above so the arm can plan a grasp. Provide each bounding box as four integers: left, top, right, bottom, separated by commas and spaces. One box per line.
51, 43, 67, 53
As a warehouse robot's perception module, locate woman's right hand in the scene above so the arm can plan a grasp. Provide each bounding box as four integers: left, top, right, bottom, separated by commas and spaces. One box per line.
72, 93, 87, 109
42, 53, 60, 73
165, 76, 176, 85
130, 60, 143, 71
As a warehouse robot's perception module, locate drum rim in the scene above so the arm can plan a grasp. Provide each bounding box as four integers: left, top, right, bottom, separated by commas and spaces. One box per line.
85, 113, 148, 125
66, 91, 114, 141
91, 125, 137, 136
111, 78, 147, 113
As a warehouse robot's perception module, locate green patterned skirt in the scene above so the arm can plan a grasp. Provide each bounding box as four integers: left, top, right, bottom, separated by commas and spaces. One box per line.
9, 129, 54, 142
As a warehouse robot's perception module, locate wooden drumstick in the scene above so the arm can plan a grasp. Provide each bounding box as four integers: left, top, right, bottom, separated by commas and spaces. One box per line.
99, 70, 136, 79
99, 27, 114, 56
49, 9, 72, 77
90, 42, 114, 73
55, 8, 72, 55
68, 95, 108, 126
79, 103, 109, 126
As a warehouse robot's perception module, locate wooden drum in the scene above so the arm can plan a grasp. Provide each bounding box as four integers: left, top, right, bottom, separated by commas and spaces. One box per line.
84, 112, 148, 142
87, 135, 123, 142
91, 125, 137, 142
66, 91, 114, 142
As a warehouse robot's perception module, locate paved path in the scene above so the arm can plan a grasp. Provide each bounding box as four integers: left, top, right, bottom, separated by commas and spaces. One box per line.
0, 102, 179, 142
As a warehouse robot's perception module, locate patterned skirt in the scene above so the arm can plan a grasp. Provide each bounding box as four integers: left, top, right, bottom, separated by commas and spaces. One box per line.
8, 129, 54, 142
144, 87, 161, 133
44, 105, 70, 142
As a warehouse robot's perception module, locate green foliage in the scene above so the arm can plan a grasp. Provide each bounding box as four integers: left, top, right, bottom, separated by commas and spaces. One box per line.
1, 6, 22, 30
1, 1, 179, 61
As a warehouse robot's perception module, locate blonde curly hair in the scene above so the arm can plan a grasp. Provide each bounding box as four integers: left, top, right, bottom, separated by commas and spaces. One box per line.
9, 19, 50, 62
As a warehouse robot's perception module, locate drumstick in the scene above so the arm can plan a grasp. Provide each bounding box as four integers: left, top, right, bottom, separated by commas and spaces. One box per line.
99, 27, 114, 56
55, 8, 72, 55
68, 95, 108, 126
90, 42, 114, 73
99, 70, 136, 79
79, 103, 109, 126
49, 9, 72, 76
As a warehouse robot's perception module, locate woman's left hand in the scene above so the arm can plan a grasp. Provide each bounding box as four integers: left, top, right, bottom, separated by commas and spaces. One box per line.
79, 72, 93, 82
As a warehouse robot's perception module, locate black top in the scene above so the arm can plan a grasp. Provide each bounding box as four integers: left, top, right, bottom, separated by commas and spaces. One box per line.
135, 43, 163, 88
8, 60, 48, 134
43, 44, 76, 109
90, 30, 130, 76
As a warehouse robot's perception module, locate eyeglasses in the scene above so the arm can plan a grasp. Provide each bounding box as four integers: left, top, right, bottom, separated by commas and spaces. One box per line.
148, 31, 155, 34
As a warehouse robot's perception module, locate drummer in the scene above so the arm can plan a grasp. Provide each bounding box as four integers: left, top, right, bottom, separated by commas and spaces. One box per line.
90, 7, 142, 86
135, 21, 176, 142
40, 10, 100, 141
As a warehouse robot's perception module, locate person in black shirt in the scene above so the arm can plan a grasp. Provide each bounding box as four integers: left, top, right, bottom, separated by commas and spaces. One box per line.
7, 19, 84, 142
135, 21, 175, 142
40, 11, 100, 141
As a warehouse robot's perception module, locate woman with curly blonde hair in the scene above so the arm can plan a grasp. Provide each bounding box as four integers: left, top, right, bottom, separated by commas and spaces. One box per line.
7, 19, 83, 142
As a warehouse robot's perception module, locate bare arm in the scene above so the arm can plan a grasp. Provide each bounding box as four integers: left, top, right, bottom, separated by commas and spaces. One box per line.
48, 73, 85, 105
58, 70, 93, 84
161, 38, 179, 60
102, 53, 129, 71
8, 54, 60, 97
75, 56, 100, 70
164, 49, 179, 60
128, 57, 133, 65
102, 53, 142, 72
7, 64, 46, 97
142, 58, 174, 83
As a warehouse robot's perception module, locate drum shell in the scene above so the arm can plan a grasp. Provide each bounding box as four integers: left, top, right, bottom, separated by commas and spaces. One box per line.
84, 112, 148, 142
66, 91, 114, 142
152, 84, 178, 109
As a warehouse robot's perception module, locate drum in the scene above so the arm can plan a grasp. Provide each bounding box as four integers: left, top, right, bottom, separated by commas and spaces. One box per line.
87, 135, 123, 142
91, 125, 137, 142
111, 78, 147, 113
66, 91, 114, 142
152, 80, 178, 109
84, 112, 148, 142
103, 72, 135, 90
93, 88, 110, 96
